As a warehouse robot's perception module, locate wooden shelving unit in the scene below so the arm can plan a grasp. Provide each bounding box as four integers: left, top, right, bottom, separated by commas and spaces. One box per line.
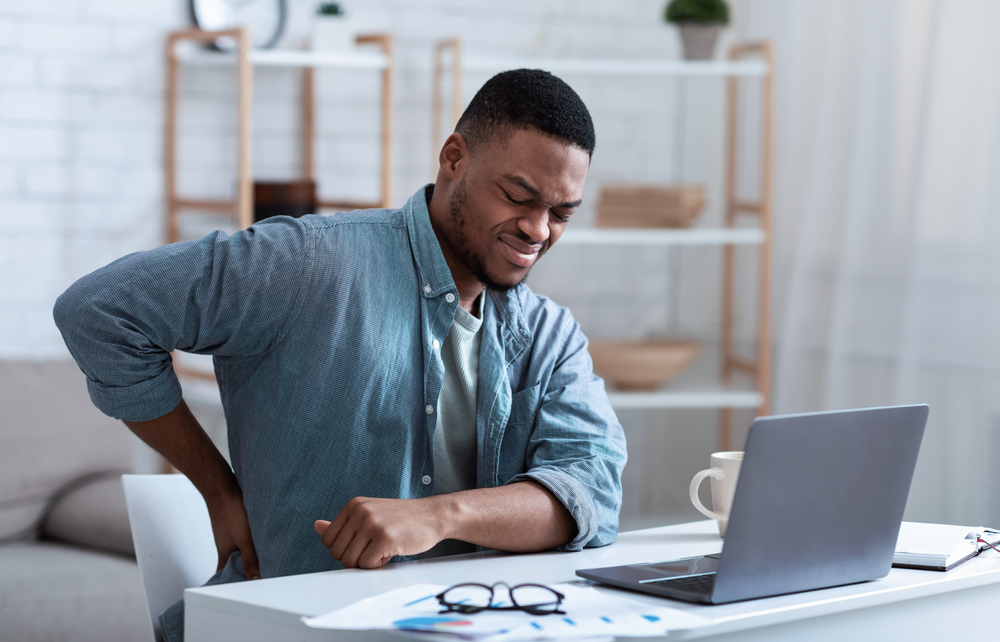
164, 28, 395, 381
431, 41, 774, 450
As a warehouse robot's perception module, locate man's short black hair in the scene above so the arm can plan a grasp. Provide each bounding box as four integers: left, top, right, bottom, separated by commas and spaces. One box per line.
455, 68, 596, 157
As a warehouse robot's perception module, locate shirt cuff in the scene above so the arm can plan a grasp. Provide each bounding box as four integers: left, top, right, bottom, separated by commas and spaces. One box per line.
507, 467, 598, 552
86, 364, 183, 422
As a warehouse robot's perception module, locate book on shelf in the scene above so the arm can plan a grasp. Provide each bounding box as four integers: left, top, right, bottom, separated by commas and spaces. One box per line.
893, 521, 1000, 571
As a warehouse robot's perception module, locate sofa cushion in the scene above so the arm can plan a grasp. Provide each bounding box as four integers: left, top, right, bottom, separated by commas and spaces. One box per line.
0, 541, 149, 642
42, 475, 134, 558
0, 360, 133, 540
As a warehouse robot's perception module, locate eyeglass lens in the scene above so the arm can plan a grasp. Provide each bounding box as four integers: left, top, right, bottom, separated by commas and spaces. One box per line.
441, 584, 494, 610
510, 584, 562, 614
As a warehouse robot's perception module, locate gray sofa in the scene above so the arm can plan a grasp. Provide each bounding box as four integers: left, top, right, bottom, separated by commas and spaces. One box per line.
0, 360, 150, 642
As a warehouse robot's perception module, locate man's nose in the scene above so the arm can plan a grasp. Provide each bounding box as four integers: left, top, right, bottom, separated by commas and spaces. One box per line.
517, 208, 550, 243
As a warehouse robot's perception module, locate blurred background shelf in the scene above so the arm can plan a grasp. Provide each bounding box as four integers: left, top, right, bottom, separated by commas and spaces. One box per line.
175, 46, 389, 70
558, 228, 766, 246
165, 28, 394, 238
607, 387, 764, 410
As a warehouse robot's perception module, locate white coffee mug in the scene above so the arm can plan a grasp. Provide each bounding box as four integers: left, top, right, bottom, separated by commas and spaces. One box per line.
689, 451, 744, 537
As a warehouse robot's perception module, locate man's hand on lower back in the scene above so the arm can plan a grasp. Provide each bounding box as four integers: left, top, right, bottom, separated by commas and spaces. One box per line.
313, 496, 446, 569
207, 484, 262, 579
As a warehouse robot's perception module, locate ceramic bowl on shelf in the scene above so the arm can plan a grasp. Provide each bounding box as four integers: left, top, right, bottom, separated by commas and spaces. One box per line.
588, 340, 701, 391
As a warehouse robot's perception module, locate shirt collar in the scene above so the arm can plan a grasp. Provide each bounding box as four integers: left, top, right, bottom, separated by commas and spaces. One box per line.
404, 184, 455, 300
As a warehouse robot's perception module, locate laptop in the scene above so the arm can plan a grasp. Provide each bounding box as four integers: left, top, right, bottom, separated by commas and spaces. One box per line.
577, 404, 929, 604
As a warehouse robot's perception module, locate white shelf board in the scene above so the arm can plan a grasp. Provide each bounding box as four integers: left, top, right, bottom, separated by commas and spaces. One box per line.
463, 57, 768, 77
607, 389, 763, 410
558, 227, 765, 246
176, 47, 389, 70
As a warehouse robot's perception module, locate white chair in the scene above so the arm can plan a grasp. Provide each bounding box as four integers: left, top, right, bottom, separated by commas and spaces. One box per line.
122, 474, 217, 642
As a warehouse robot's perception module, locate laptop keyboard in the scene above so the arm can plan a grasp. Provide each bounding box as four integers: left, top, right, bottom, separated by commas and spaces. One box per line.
646, 573, 717, 596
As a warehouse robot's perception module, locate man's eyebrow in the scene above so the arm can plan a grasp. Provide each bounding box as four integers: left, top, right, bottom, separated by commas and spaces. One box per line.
501, 174, 582, 209
502, 174, 540, 196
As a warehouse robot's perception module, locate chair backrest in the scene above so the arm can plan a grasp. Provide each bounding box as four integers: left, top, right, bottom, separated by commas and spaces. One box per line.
122, 474, 216, 642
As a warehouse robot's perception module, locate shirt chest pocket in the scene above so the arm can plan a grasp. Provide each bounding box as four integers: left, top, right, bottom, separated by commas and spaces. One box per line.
507, 383, 541, 428
497, 383, 541, 482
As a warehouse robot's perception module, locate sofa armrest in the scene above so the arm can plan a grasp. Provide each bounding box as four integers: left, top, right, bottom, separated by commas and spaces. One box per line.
42, 474, 134, 558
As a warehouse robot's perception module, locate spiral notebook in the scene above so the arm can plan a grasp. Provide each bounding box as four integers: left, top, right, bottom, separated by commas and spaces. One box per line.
893, 522, 1000, 571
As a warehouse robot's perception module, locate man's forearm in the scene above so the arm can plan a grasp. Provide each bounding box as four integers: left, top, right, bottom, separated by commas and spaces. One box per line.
123, 399, 238, 502
435, 481, 577, 552
315, 481, 577, 568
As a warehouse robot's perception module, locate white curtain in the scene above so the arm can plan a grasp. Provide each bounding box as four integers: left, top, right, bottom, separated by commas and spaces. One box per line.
737, 0, 1000, 525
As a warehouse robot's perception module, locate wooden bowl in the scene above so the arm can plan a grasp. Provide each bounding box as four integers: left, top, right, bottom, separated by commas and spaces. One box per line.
588, 340, 701, 391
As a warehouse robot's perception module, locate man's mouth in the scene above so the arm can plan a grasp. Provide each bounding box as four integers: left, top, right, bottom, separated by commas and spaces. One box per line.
498, 235, 543, 269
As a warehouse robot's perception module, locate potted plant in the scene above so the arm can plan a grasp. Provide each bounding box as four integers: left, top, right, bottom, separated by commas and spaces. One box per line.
663, 0, 729, 60
312, 2, 353, 52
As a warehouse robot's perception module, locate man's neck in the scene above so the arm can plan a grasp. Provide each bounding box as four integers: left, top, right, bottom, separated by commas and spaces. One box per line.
465, 292, 483, 319
427, 183, 486, 316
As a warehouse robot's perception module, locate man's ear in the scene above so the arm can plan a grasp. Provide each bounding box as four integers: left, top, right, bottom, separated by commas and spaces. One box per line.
438, 132, 468, 180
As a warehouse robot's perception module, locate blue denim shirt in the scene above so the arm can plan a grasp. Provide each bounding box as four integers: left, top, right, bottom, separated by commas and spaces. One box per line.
55, 186, 627, 639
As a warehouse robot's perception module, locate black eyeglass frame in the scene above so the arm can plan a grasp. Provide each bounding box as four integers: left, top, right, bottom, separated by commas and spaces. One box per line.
436, 581, 566, 616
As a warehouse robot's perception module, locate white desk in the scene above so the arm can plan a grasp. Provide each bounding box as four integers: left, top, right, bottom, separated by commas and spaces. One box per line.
185, 520, 1000, 641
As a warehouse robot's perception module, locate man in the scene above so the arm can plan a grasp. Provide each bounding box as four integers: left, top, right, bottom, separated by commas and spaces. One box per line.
54, 69, 626, 641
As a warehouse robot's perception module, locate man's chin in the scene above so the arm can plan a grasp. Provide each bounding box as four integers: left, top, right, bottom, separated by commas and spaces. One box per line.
479, 267, 530, 293
463, 249, 533, 292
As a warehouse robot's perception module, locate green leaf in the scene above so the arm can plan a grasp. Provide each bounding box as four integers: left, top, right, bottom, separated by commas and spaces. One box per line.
664, 0, 730, 25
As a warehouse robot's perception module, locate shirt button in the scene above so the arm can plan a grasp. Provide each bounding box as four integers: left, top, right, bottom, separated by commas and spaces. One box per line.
425, 404, 434, 415
432, 339, 440, 350
424, 284, 431, 293
421, 475, 432, 486
445, 293, 455, 303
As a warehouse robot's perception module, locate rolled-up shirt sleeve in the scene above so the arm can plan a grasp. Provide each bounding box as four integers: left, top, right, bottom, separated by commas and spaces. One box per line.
53, 218, 308, 422
507, 320, 628, 551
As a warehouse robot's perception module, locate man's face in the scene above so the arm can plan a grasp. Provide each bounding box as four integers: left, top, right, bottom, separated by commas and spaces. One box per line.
441, 128, 590, 292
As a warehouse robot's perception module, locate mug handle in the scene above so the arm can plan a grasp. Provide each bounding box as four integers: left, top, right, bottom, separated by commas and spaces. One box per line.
689, 467, 727, 520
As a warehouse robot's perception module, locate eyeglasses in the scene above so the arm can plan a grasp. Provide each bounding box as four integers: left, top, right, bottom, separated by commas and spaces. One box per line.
436, 582, 566, 616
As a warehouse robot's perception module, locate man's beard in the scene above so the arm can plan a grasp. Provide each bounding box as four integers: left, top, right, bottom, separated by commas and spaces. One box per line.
448, 176, 531, 292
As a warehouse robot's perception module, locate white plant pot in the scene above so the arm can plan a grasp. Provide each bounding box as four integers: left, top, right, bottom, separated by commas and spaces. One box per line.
311, 16, 354, 52
678, 23, 723, 60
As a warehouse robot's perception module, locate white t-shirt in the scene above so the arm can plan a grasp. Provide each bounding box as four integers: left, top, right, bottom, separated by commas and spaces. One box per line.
432, 300, 482, 495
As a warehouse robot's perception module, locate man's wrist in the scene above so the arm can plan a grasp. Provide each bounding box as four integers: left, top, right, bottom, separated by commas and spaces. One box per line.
195, 468, 242, 508
427, 493, 464, 543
